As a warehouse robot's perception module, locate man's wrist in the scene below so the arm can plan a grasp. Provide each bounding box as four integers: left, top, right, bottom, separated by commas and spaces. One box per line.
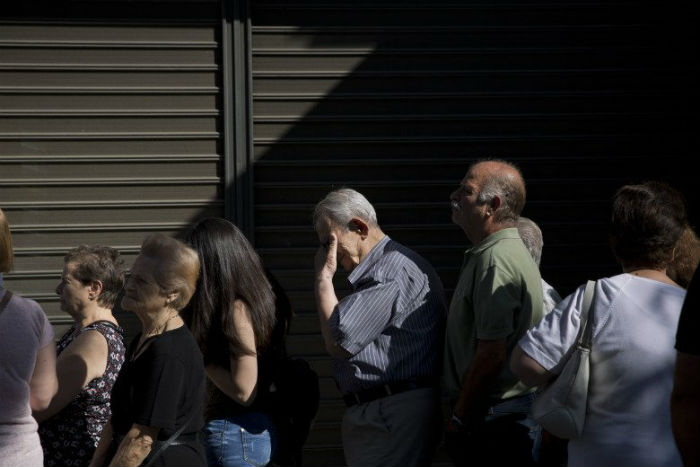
315, 273, 334, 285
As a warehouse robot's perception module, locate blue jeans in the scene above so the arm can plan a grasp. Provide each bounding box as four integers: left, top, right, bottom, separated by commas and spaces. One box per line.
203, 413, 275, 467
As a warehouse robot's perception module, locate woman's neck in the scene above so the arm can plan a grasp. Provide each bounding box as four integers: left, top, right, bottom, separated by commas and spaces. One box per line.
140, 308, 182, 337
78, 305, 117, 330
624, 267, 679, 287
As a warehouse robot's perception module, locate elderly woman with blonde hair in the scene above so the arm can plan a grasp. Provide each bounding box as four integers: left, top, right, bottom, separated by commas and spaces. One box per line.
89, 234, 206, 467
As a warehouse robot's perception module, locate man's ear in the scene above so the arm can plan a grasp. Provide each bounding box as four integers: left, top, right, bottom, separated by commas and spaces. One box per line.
349, 218, 370, 238
489, 196, 502, 214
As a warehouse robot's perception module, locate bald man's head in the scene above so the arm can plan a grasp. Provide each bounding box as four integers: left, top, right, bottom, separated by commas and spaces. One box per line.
469, 159, 526, 223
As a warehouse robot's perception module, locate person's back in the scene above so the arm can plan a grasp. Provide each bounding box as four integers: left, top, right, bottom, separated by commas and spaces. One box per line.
581, 275, 683, 466
0, 291, 55, 467
526, 274, 684, 466
513, 181, 689, 467
353, 240, 446, 383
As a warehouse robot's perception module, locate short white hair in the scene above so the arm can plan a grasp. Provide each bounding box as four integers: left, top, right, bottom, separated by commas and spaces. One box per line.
313, 188, 378, 231
517, 216, 543, 266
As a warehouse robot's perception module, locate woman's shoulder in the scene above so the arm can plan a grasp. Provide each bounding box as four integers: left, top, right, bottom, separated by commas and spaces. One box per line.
3, 289, 44, 314
83, 320, 125, 342
2, 290, 49, 325
151, 326, 201, 357
1, 290, 53, 344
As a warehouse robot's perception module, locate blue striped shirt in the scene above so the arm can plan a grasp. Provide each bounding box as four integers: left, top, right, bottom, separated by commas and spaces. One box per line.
329, 236, 447, 394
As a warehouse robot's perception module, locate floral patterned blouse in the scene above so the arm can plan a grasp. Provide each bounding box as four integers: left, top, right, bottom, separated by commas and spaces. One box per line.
39, 321, 125, 467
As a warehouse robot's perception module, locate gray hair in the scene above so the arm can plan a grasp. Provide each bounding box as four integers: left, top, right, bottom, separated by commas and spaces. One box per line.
517, 217, 543, 266
473, 159, 526, 223
313, 188, 378, 231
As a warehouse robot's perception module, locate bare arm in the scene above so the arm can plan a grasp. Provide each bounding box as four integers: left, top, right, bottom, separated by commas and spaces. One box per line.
313, 234, 351, 359
205, 301, 258, 406
107, 423, 159, 467
451, 339, 507, 429
29, 341, 58, 412
671, 351, 700, 467
89, 421, 114, 467
510, 344, 555, 388
34, 330, 109, 422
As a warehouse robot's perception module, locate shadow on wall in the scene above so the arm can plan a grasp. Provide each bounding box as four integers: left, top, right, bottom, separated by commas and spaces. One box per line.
113, 0, 699, 343
245, 0, 698, 317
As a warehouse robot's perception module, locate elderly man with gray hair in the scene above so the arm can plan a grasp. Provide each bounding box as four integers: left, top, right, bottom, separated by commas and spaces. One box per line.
517, 216, 562, 314
443, 159, 543, 467
313, 188, 447, 467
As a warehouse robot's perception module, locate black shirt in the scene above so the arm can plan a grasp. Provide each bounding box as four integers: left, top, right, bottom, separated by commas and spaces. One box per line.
676, 271, 699, 355
109, 325, 206, 466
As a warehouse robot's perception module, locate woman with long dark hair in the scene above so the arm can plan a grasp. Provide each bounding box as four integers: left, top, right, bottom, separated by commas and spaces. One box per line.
182, 217, 277, 467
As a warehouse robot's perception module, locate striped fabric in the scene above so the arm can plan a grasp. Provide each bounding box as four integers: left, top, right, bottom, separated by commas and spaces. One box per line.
329, 236, 447, 394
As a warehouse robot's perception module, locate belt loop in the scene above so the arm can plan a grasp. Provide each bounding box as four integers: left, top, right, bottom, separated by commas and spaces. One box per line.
384, 384, 392, 396
354, 393, 361, 405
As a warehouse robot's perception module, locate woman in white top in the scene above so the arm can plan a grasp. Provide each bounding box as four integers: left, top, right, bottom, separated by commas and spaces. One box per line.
511, 181, 688, 467
0, 208, 58, 467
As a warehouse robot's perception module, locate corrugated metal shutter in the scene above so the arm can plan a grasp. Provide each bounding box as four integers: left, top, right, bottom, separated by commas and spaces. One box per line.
0, 2, 223, 342
250, 1, 696, 465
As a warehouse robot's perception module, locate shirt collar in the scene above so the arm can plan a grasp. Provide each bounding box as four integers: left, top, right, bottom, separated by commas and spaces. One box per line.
348, 235, 391, 286
465, 227, 520, 256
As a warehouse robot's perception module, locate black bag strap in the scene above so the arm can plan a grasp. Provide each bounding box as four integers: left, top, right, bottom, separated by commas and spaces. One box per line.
576, 280, 597, 350
141, 411, 196, 467
0, 290, 13, 318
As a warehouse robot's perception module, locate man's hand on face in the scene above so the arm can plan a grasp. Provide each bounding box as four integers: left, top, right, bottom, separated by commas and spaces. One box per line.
315, 233, 338, 281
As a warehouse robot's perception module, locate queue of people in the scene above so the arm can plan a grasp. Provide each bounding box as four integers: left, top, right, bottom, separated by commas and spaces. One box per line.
1, 157, 699, 467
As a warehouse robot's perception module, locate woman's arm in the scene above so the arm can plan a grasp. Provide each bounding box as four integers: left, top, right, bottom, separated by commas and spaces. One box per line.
29, 341, 58, 411
510, 344, 554, 388
205, 300, 258, 406
34, 330, 109, 422
89, 421, 114, 467
107, 423, 160, 467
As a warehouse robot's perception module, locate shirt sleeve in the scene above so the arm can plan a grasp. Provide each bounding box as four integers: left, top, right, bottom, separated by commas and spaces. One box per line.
329, 277, 399, 356
131, 352, 186, 430
518, 285, 585, 374
28, 299, 54, 348
39, 311, 55, 347
472, 264, 522, 340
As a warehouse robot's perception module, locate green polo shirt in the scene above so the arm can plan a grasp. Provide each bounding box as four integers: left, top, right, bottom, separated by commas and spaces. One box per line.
443, 227, 543, 402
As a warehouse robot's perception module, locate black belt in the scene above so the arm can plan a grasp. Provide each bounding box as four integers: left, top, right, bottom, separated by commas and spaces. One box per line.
343, 380, 434, 407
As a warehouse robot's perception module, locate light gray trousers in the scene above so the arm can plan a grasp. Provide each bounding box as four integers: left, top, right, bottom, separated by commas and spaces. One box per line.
342, 387, 441, 467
